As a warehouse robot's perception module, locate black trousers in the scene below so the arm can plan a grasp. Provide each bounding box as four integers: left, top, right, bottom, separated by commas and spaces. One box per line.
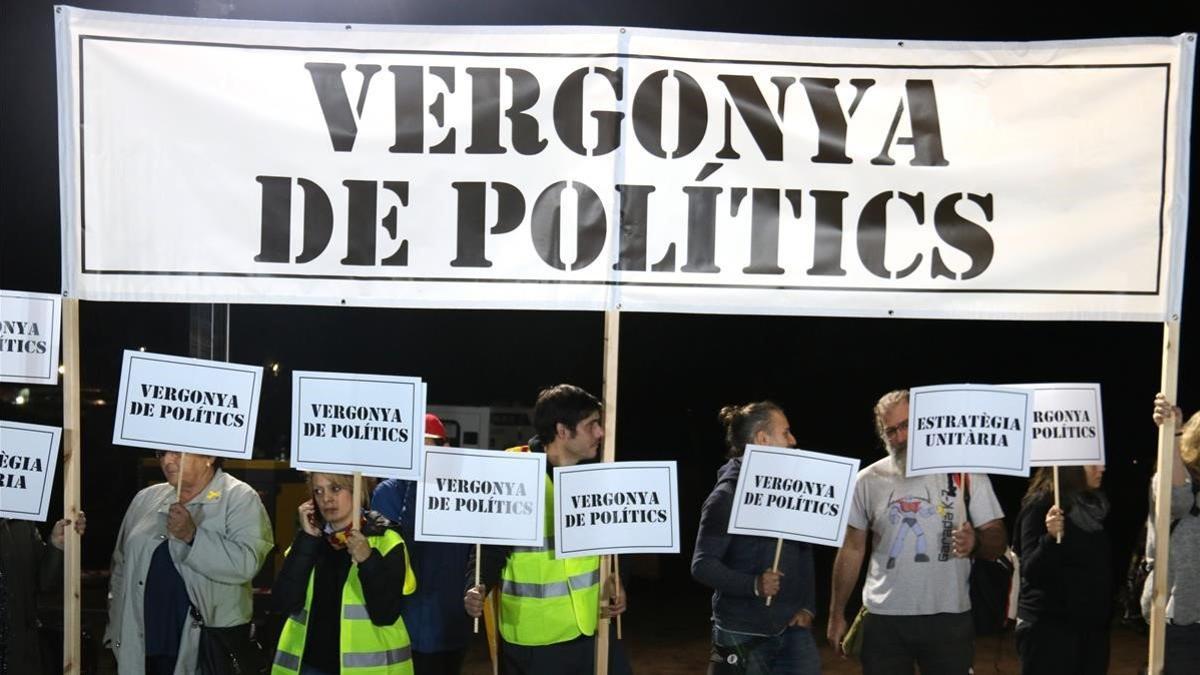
1165, 623, 1200, 675
500, 634, 633, 675
1014, 617, 1110, 675
412, 648, 468, 675
860, 611, 974, 675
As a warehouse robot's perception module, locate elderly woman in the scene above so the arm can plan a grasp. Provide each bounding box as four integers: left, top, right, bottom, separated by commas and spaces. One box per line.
271, 473, 415, 675
105, 451, 273, 675
1143, 394, 1200, 674
1013, 463, 1110, 674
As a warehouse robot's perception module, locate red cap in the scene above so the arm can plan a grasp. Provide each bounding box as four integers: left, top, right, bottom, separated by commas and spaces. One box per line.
424, 413, 447, 441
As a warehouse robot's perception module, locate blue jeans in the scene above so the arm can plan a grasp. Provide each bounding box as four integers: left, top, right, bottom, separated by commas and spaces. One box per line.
711, 625, 820, 675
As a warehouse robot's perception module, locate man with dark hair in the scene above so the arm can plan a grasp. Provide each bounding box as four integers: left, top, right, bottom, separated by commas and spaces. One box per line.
464, 384, 631, 675
827, 389, 1007, 675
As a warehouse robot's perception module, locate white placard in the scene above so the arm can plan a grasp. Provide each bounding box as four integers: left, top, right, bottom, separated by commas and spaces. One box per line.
291, 370, 426, 479
55, 8, 1194, 322
907, 384, 1033, 477
1017, 383, 1106, 467
0, 421, 62, 522
727, 445, 861, 547
112, 350, 262, 459
0, 290, 62, 385
552, 461, 680, 558
415, 446, 546, 546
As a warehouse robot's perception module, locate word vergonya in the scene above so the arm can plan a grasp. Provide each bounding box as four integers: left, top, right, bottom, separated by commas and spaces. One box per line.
131, 384, 245, 427
743, 475, 841, 515
0, 320, 47, 354
303, 404, 411, 442
255, 65, 995, 283
1032, 408, 1098, 439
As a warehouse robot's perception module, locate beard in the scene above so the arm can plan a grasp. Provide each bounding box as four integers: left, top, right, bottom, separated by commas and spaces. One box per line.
887, 441, 907, 463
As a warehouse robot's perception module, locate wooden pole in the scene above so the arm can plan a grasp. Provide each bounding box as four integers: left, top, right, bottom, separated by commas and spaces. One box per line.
613, 555, 623, 640
351, 471, 362, 532
595, 309, 620, 675
1148, 319, 1181, 675
765, 538, 783, 606
62, 298, 82, 675
1052, 466, 1062, 544
177, 452, 186, 501
474, 544, 481, 633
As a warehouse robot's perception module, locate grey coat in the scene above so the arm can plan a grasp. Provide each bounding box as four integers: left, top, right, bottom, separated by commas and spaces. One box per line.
104, 469, 273, 675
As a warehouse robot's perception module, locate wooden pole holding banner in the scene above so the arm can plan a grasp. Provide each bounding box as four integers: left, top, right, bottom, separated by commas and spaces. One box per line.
351, 472, 363, 532
1148, 319, 1181, 675
1052, 466, 1062, 544
595, 309, 620, 675
765, 538, 783, 606
612, 556, 623, 639
62, 299, 83, 675
474, 545, 481, 634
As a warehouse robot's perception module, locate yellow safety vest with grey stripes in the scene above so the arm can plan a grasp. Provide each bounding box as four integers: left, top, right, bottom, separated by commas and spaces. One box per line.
499, 445, 601, 646
272, 529, 417, 674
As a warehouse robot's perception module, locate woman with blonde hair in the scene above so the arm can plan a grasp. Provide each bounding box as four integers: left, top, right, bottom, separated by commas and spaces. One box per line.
1143, 394, 1200, 674
271, 473, 416, 675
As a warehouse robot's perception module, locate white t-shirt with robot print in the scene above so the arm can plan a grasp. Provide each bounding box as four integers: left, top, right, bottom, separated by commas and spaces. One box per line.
847, 455, 1004, 615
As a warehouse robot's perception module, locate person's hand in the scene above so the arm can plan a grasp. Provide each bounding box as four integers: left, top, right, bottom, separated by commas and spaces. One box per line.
600, 573, 627, 618
167, 503, 197, 543
346, 530, 371, 564
789, 610, 813, 628
757, 569, 783, 598
464, 584, 486, 617
1154, 393, 1183, 428
49, 513, 85, 549
952, 521, 976, 558
827, 613, 849, 657
298, 500, 322, 537
1045, 505, 1065, 540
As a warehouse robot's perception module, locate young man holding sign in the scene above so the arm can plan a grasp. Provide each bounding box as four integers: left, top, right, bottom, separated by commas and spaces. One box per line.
828, 390, 1007, 675
463, 384, 630, 675
691, 401, 820, 675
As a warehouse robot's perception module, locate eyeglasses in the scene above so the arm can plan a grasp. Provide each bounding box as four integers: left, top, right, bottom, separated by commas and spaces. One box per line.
154, 450, 181, 459
883, 420, 909, 438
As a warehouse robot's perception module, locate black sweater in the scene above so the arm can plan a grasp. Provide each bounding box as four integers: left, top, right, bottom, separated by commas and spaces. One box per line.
1014, 492, 1111, 626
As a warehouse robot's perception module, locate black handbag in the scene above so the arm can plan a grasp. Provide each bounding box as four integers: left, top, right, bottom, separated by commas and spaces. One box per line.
190, 607, 268, 675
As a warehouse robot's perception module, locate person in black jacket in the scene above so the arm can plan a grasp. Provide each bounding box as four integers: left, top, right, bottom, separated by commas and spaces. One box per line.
1013, 464, 1110, 675
691, 401, 819, 675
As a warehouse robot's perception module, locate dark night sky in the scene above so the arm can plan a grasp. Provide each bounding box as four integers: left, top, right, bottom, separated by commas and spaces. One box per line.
2, 0, 1199, 612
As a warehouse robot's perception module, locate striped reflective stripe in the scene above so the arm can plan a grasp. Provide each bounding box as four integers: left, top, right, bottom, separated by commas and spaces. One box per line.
273, 650, 301, 671
288, 609, 308, 625
343, 646, 412, 668
503, 569, 600, 598
343, 604, 371, 620
513, 536, 555, 553
568, 569, 600, 589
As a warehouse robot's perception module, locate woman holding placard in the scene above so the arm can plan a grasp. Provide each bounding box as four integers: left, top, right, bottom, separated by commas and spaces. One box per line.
1012, 462, 1110, 674
692, 401, 820, 675
271, 473, 416, 675
1141, 394, 1200, 675
105, 451, 273, 675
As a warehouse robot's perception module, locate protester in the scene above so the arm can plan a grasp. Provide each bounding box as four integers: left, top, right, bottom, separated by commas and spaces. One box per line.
1013, 464, 1111, 674
106, 451, 273, 675
1, 514, 86, 675
373, 414, 472, 675
1142, 394, 1200, 674
272, 472, 416, 675
828, 389, 1007, 675
463, 384, 630, 675
692, 401, 820, 675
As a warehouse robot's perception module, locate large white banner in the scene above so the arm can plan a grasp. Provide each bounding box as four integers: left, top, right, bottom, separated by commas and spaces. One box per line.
553, 461, 680, 558
55, 9, 1194, 321
415, 446, 546, 546
0, 290, 62, 385
0, 420, 62, 522
291, 370, 426, 479
112, 350, 263, 458
907, 384, 1033, 477
727, 445, 860, 547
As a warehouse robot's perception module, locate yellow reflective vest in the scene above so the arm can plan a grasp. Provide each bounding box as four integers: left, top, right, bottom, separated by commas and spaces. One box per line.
498, 445, 601, 646
273, 529, 417, 674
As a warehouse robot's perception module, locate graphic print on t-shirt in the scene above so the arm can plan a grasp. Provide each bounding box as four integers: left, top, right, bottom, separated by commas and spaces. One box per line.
885, 476, 961, 568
